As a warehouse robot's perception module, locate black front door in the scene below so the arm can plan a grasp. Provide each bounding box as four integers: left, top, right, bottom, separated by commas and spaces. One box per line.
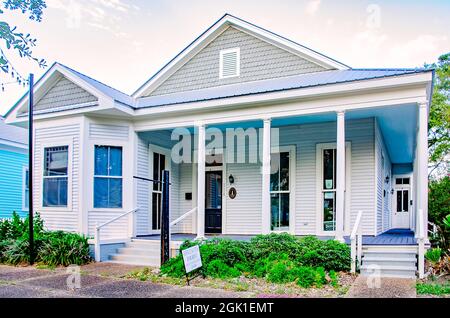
205, 171, 222, 233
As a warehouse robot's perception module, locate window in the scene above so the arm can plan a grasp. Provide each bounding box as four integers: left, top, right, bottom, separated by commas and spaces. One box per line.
94, 146, 123, 208
270, 152, 290, 231
322, 148, 337, 232
152, 152, 166, 230
23, 167, 29, 210
43, 146, 68, 207
219, 48, 240, 78
395, 178, 410, 185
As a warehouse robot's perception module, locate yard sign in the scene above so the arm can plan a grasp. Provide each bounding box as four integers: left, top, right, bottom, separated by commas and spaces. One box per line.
182, 245, 202, 273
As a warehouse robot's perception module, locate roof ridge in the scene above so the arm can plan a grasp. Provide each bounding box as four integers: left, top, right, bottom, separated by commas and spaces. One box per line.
57, 62, 132, 98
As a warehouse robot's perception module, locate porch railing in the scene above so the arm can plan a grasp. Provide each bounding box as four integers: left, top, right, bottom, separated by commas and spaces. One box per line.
350, 210, 363, 273
170, 207, 197, 228
94, 207, 139, 262
417, 208, 425, 279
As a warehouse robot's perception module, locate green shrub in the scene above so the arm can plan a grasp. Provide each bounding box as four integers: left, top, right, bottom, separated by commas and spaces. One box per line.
425, 248, 442, 264
160, 255, 186, 278
205, 259, 240, 278
428, 176, 450, 249
329, 270, 339, 288
295, 266, 317, 288
37, 231, 91, 266
250, 233, 301, 259
296, 237, 350, 271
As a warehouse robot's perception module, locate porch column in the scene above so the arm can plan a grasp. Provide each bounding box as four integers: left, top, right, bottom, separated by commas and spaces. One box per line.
261, 118, 271, 234
417, 101, 429, 241
196, 123, 206, 239
335, 111, 345, 242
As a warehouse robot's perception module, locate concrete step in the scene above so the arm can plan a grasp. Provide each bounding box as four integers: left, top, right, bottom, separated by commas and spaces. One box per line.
362, 250, 417, 260
360, 264, 416, 279
116, 247, 160, 257
362, 256, 417, 267
109, 253, 160, 267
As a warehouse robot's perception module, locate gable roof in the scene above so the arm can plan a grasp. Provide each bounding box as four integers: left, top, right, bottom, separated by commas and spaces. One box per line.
4, 62, 134, 120
136, 68, 431, 109
133, 14, 350, 98
0, 116, 27, 147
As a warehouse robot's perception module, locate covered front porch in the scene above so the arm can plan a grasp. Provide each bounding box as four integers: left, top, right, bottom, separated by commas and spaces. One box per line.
134, 229, 417, 246
133, 100, 428, 242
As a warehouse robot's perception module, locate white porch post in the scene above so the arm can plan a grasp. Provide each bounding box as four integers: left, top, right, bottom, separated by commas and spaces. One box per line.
261, 118, 271, 234
417, 101, 429, 241
335, 111, 345, 242
196, 123, 206, 239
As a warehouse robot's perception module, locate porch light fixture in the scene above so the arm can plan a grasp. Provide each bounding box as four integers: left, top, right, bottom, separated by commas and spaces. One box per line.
385, 175, 390, 184
229, 174, 235, 184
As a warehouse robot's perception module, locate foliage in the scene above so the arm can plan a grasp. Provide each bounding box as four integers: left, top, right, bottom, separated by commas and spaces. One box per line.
0, 212, 91, 266
0, 0, 47, 74
37, 231, 91, 266
426, 53, 450, 179
425, 248, 442, 264
160, 233, 350, 288
428, 177, 450, 249
417, 282, 450, 295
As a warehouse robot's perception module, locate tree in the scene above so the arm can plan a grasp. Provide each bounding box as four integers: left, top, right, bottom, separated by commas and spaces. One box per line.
427, 53, 450, 179
0, 0, 47, 83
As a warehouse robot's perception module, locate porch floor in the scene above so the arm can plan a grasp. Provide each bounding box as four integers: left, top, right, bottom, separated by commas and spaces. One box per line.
135, 229, 417, 246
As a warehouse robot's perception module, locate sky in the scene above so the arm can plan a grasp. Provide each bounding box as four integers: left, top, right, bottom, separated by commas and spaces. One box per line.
0, 0, 449, 115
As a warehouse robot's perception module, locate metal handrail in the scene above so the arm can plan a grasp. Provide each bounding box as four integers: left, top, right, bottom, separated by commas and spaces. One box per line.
350, 210, 363, 273
170, 207, 197, 227
94, 207, 139, 262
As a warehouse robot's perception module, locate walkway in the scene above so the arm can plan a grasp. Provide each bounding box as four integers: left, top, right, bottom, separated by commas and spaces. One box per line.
346, 276, 416, 298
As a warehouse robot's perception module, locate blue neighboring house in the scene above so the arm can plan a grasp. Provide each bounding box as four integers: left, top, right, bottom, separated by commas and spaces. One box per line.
0, 116, 28, 218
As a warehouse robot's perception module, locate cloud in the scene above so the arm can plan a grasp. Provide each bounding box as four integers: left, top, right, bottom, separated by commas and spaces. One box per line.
46, 0, 139, 34
305, 0, 321, 16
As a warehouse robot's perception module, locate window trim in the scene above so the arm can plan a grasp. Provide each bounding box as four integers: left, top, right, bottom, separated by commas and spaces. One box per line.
22, 166, 29, 211
270, 145, 296, 234
39, 138, 73, 211
93, 145, 124, 209
219, 47, 240, 79
315, 142, 352, 236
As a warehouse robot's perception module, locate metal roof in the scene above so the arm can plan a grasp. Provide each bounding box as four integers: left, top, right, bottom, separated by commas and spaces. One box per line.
136, 68, 430, 109
0, 116, 27, 146
57, 63, 134, 106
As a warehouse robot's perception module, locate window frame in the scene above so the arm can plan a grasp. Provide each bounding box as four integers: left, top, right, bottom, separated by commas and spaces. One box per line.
93, 144, 124, 209
39, 139, 73, 211
22, 166, 29, 211
219, 47, 240, 79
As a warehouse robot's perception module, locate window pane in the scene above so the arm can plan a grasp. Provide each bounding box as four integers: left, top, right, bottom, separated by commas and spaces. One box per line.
270, 153, 280, 191
44, 146, 68, 176
94, 177, 109, 208
271, 193, 280, 231
24, 190, 29, 208
323, 149, 334, 190
403, 178, 410, 185
402, 190, 409, 212
206, 173, 222, 209
279, 152, 289, 191
109, 178, 123, 208
396, 178, 402, 185
43, 177, 67, 207
280, 193, 289, 228
95, 146, 108, 175
152, 192, 161, 230
323, 192, 336, 231
109, 147, 122, 176
153, 153, 160, 191
396, 190, 402, 212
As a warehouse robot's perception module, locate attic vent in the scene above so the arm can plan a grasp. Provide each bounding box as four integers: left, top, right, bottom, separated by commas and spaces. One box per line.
219, 48, 240, 79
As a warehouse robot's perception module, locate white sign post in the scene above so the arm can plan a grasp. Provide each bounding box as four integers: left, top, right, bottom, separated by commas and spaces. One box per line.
181, 245, 203, 284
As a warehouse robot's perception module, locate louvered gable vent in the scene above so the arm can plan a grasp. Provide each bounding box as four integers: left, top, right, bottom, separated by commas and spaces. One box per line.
220, 48, 240, 78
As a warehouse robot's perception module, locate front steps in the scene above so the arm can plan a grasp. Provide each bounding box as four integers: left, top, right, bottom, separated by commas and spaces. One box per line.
360, 246, 418, 278
107, 239, 181, 267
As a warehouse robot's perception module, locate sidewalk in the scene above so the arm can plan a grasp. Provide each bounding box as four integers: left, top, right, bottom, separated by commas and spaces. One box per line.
346, 275, 416, 298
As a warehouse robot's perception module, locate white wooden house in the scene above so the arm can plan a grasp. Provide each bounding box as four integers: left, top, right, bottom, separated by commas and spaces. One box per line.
5, 15, 433, 277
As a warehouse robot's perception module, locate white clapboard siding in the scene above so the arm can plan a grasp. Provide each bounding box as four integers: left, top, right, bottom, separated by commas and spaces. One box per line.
89, 123, 129, 140
225, 163, 262, 234
174, 163, 193, 233
34, 124, 80, 232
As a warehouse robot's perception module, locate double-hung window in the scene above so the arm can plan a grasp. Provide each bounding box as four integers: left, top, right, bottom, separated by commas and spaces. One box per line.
94, 145, 123, 208
43, 146, 69, 207
270, 151, 290, 231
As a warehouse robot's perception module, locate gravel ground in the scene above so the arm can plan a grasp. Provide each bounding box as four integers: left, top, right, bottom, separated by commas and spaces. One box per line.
0, 264, 251, 298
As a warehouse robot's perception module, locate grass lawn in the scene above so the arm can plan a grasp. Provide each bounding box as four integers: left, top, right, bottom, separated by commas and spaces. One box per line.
417, 281, 450, 297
